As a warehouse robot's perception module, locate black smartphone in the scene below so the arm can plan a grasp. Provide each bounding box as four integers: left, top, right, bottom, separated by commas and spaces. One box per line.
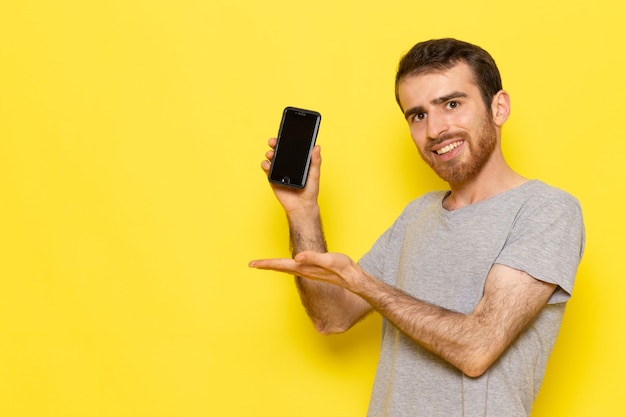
268, 107, 321, 188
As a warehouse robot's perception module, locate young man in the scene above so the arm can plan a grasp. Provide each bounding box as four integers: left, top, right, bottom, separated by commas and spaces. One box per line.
250, 38, 585, 416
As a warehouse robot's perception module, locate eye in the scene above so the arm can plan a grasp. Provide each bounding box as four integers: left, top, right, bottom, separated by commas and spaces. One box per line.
411, 112, 426, 123
446, 101, 460, 110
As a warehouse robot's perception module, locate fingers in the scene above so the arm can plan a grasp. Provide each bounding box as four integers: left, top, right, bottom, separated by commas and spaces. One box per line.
249, 258, 296, 271
311, 144, 321, 161
249, 252, 325, 274
249, 256, 329, 285
293, 250, 321, 264
261, 138, 277, 174
261, 149, 273, 173
307, 145, 322, 179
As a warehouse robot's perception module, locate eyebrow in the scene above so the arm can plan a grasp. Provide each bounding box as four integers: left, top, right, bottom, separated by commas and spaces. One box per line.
403, 91, 468, 120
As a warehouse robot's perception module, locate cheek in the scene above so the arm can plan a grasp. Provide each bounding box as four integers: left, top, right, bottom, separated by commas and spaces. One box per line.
410, 133, 431, 159
408, 124, 426, 146
461, 106, 491, 129
455, 110, 476, 127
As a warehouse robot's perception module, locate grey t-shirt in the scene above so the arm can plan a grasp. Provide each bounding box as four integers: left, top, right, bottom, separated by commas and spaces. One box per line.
359, 180, 585, 417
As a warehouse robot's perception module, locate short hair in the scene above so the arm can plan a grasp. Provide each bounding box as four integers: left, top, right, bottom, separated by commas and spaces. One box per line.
395, 38, 503, 111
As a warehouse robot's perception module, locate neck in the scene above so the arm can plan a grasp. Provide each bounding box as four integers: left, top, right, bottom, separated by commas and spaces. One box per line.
442, 148, 527, 211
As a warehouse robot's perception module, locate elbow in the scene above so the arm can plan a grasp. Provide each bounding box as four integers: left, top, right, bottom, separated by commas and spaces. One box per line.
312, 319, 351, 335
454, 333, 507, 378
458, 352, 498, 378
461, 363, 488, 378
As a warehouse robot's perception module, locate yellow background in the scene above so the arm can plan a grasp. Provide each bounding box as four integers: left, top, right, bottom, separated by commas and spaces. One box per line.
1, 0, 624, 416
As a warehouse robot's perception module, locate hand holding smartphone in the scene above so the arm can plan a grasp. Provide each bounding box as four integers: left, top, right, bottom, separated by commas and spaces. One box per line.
268, 107, 321, 189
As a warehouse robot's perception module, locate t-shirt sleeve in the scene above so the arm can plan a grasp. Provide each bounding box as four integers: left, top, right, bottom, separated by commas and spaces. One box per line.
495, 191, 586, 304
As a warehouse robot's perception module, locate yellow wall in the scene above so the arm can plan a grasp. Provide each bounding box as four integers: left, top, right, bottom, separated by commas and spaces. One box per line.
1, 1, 624, 416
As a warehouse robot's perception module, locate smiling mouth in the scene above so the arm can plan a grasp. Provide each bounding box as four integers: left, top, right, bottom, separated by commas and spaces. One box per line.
435, 141, 463, 155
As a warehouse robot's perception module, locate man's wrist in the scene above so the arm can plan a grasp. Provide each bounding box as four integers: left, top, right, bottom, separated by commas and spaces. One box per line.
288, 211, 326, 254
285, 202, 320, 221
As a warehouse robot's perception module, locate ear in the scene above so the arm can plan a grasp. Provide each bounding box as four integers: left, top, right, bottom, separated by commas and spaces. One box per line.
491, 90, 511, 127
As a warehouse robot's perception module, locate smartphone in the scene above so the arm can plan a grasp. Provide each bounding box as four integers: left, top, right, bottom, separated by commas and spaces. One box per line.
268, 107, 321, 188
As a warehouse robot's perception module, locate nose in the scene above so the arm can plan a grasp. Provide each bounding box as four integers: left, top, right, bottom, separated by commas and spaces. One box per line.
426, 113, 449, 140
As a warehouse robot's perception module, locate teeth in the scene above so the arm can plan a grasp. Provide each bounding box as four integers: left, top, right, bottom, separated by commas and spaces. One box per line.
436, 141, 462, 155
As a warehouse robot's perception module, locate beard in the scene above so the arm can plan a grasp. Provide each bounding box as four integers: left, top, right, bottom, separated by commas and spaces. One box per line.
419, 116, 497, 185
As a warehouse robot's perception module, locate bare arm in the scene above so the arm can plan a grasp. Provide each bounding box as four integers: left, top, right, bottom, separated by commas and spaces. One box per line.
261, 139, 372, 333
360, 262, 556, 376
249, 251, 556, 377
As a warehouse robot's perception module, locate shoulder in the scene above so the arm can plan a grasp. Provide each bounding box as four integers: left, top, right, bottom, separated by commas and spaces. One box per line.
526, 180, 578, 203
519, 180, 582, 216
496, 181, 585, 299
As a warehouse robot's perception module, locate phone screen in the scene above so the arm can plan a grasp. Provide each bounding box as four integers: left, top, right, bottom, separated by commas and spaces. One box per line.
268, 107, 321, 188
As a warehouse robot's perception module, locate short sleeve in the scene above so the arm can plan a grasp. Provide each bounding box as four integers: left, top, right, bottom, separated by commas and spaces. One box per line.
495, 192, 585, 303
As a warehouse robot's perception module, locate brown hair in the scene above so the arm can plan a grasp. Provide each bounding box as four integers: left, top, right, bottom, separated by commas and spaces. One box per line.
395, 38, 502, 111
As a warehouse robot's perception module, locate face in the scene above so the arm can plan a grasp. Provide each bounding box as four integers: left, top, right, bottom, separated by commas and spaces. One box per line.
397, 63, 499, 185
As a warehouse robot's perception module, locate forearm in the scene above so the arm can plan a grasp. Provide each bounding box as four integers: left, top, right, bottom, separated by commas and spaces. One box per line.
251, 232, 554, 374
288, 209, 370, 333
359, 277, 492, 376
287, 205, 327, 255
352, 265, 554, 377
